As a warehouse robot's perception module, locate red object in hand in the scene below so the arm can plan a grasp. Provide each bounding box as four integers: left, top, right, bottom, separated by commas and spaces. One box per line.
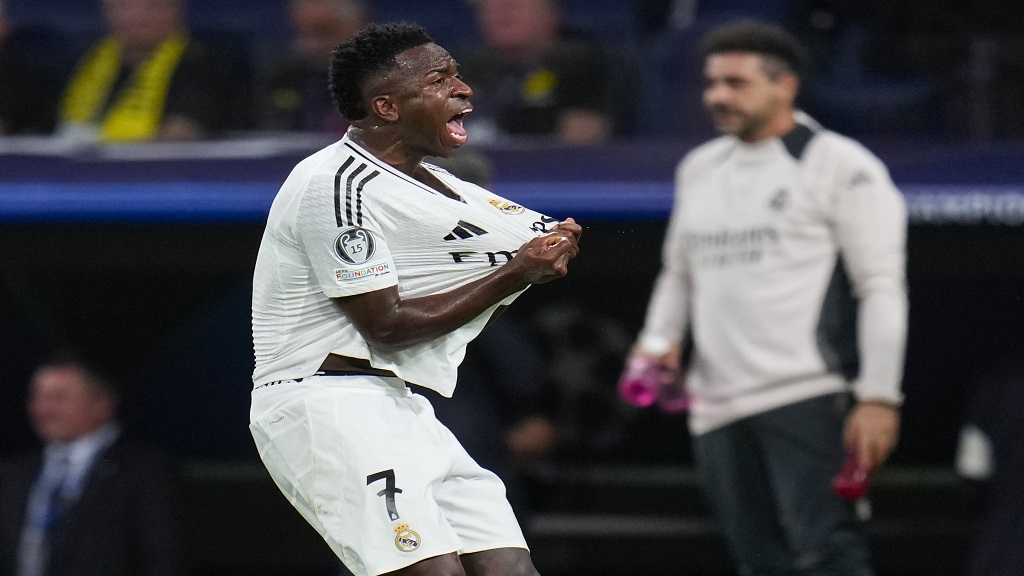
832, 450, 870, 500
618, 357, 689, 413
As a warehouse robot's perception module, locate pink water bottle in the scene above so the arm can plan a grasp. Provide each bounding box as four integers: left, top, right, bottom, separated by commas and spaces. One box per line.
618, 357, 689, 413
656, 376, 690, 414
618, 356, 661, 408
832, 450, 870, 500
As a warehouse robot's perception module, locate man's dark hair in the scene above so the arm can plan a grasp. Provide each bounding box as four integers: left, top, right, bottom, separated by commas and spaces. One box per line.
328, 22, 433, 121
700, 19, 808, 80
36, 350, 120, 404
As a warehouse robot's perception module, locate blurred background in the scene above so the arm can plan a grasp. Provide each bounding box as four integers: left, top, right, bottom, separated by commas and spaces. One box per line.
1, 0, 1022, 574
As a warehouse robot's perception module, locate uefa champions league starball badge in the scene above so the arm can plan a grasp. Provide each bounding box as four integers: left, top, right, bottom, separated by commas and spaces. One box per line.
394, 523, 421, 552
334, 227, 375, 265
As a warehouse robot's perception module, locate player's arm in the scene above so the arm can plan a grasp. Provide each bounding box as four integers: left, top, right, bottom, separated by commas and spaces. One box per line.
833, 148, 908, 470
336, 219, 581, 353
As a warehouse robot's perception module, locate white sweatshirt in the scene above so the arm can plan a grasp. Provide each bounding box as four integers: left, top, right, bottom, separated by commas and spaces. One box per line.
639, 113, 908, 435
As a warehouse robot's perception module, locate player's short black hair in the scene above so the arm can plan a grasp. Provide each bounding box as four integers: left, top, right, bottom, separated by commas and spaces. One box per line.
328, 21, 434, 121
700, 19, 808, 80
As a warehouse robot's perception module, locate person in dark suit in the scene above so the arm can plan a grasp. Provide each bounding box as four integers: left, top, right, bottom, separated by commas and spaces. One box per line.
0, 355, 185, 576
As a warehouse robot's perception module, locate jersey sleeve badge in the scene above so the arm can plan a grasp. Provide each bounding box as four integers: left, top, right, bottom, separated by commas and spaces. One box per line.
332, 226, 393, 285
334, 227, 376, 265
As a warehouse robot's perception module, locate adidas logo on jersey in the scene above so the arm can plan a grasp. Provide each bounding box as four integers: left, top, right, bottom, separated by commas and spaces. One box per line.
444, 220, 489, 241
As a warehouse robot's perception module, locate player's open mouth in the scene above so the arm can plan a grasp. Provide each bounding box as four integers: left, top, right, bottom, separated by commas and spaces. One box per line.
447, 111, 470, 144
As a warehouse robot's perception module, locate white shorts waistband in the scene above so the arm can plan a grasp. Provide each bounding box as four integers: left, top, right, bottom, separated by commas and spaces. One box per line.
253, 373, 408, 395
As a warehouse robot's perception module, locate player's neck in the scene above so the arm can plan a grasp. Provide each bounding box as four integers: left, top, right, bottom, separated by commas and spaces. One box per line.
347, 130, 462, 199
414, 165, 463, 201
348, 127, 425, 177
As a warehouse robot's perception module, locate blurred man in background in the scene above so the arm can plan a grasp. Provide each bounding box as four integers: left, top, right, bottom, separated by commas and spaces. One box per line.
55, 0, 232, 143
0, 355, 185, 576
627, 19, 907, 575
259, 0, 371, 132
458, 0, 623, 144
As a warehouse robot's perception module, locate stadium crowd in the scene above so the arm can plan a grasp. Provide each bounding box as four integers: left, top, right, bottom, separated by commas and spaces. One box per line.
2, 0, 1024, 143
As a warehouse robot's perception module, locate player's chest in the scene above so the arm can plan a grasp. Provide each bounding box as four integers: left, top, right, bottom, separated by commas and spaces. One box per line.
381, 193, 553, 267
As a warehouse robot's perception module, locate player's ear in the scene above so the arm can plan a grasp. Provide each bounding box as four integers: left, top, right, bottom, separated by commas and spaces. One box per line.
371, 95, 400, 123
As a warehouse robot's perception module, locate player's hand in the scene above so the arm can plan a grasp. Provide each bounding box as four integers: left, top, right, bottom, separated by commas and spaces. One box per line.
551, 217, 583, 241
843, 401, 900, 471
513, 218, 581, 284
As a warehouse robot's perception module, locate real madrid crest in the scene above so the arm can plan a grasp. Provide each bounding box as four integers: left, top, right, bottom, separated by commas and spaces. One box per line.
394, 523, 421, 552
488, 198, 525, 215
334, 227, 375, 265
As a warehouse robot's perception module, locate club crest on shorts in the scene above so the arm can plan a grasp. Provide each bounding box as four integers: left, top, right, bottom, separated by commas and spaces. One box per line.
393, 523, 421, 552
488, 199, 525, 215
334, 227, 375, 265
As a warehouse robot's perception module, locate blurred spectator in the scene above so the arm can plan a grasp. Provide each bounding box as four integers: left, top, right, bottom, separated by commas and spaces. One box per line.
54, 0, 233, 143
636, 0, 692, 35
457, 0, 624, 144
955, 352, 1024, 576
258, 0, 370, 132
790, 0, 939, 139
849, 0, 1024, 141
0, 0, 59, 135
0, 354, 185, 576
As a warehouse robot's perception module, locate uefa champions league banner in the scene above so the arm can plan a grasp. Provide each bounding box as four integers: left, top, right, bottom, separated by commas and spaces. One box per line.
1, 139, 1023, 225
494, 183, 1024, 225
1, 181, 1023, 226
899, 185, 1024, 225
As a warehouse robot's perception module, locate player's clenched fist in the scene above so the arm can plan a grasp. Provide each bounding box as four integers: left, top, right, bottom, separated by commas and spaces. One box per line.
550, 217, 583, 241
513, 218, 581, 284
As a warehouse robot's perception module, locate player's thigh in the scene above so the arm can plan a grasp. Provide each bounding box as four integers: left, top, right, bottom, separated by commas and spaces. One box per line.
250, 383, 323, 512
429, 410, 529, 554
381, 551, 465, 576
461, 547, 540, 576
379, 546, 539, 576
251, 381, 464, 575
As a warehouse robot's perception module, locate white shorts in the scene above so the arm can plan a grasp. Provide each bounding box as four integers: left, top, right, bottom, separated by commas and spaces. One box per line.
249, 375, 528, 576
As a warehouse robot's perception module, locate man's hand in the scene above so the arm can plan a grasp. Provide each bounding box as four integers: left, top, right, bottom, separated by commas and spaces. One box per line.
511, 218, 582, 284
843, 401, 900, 471
629, 342, 681, 385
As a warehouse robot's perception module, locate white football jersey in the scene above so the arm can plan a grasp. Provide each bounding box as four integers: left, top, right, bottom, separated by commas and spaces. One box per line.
252, 135, 557, 395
